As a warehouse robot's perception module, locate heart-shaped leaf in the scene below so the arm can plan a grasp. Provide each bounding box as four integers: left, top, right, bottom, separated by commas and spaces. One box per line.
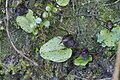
40, 36, 72, 62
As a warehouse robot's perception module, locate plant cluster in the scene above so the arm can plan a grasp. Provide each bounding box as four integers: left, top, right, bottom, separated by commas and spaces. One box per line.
40, 34, 92, 66
15, 0, 93, 66
96, 21, 120, 47
15, 0, 70, 35
96, 3, 120, 48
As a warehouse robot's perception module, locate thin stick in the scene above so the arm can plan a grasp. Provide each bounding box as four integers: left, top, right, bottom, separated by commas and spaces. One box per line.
5, 0, 38, 66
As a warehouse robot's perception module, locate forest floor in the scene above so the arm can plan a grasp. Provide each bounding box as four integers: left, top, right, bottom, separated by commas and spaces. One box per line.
0, 0, 120, 80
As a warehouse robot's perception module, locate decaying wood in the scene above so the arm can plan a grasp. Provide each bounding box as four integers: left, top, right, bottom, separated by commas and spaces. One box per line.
112, 41, 120, 80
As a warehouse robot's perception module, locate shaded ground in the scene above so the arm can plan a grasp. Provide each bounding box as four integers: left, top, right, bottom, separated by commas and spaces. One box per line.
0, 0, 120, 80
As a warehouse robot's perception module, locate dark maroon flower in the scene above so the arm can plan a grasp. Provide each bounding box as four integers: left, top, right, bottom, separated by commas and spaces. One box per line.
80, 49, 89, 60
15, 3, 28, 16
62, 34, 75, 48
106, 20, 113, 31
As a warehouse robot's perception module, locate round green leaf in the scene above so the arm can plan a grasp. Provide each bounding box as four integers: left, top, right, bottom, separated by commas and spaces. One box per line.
46, 6, 51, 12
44, 20, 50, 28
53, 7, 58, 13
35, 18, 42, 24
56, 0, 70, 6
74, 55, 92, 66
40, 36, 72, 62
42, 12, 49, 18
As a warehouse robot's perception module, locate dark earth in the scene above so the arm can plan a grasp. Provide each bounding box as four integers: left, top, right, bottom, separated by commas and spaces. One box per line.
0, 0, 120, 80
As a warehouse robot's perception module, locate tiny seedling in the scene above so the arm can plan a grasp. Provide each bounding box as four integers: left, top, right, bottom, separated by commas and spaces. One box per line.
74, 55, 92, 66
16, 9, 38, 34
74, 49, 92, 66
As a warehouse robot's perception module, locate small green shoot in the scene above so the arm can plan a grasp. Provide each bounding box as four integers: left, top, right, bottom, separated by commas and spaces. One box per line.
16, 9, 43, 35
74, 55, 92, 66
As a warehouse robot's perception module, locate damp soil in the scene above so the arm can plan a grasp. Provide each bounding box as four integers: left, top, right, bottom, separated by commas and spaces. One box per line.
0, 0, 120, 80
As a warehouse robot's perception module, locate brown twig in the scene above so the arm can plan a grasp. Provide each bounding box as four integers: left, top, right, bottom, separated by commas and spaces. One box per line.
5, 0, 38, 66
